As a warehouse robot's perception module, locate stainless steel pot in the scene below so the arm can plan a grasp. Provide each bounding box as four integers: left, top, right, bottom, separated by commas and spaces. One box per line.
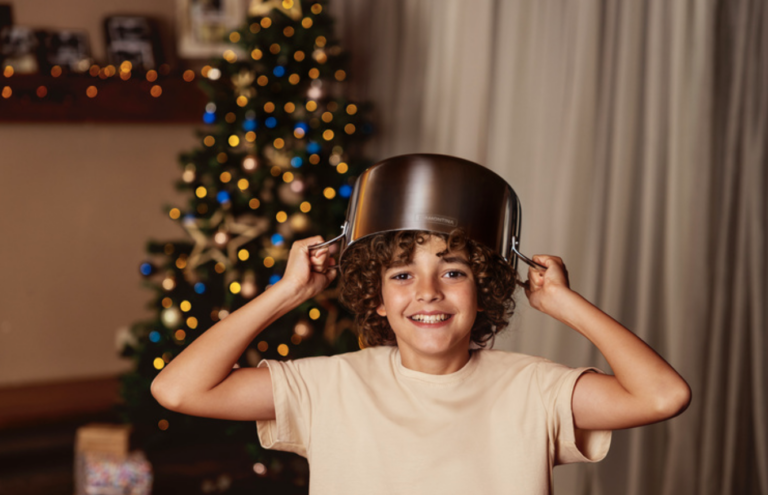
309, 153, 545, 273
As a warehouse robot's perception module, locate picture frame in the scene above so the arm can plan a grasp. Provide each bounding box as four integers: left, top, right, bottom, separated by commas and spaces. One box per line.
0, 25, 42, 74
176, 0, 246, 59
44, 30, 92, 73
103, 15, 163, 71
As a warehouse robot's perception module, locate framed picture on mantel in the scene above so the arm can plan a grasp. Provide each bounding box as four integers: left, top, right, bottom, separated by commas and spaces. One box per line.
176, 0, 246, 59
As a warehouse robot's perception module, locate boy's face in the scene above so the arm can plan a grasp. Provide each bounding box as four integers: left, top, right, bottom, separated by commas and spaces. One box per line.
376, 235, 478, 366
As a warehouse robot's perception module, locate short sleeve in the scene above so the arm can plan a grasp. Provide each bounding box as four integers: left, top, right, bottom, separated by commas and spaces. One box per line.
535, 360, 612, 465
256, 357, 325, 458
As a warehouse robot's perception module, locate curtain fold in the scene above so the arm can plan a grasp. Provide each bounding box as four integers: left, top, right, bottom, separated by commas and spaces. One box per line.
329, 0, 766, 492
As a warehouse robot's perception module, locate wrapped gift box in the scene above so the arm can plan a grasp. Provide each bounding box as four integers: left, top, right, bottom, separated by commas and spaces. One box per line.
74, 423, 153, 495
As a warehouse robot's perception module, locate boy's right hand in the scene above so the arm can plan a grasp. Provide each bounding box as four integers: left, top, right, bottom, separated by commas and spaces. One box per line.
278, 235, 338, 303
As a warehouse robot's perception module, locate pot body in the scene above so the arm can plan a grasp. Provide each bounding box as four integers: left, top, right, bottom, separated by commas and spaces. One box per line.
332, 153, 525, 272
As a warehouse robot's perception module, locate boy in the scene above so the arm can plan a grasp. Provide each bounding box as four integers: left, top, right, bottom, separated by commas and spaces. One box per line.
151, 228, 691, 494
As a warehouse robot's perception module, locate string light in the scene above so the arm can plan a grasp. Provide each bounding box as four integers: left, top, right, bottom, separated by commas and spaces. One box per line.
3, 66, 13, 77
309, 308, 321, 320
251, 49, 263, 60
1, 86, 11, 99
257, 341, 268, 352
302, 17, 313, 28
187, 317, 198, 329
294, 51, 305, 62
183, 70, 195, 82
51, 66, 62, 77
264, 257, 275, 268
180, 300, 192, 312
277, 344, 289, 356
346, 104, 358, 115
86, 86, 98, 98
260, 17, 272, 28
229, 32, 240, 42
169, 208, 181, 219
270, 43, 281, 54
249, 198, 261, 209
146, 70, 157, 82
151, 85, 162, 97
311, 3, 322, 14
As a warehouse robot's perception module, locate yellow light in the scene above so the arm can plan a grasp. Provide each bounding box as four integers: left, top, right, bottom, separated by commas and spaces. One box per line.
229, 135, 240, 147
153, 358, 165, 370
204, 135, 215, 146
288, 74, 300, 85
276, 211, 288, 223
283, 26, 294, 37
335, 70, 346, 81
89, 64, 100, 77
264, 256, 275, 268
282, 0, 294, 8
215, 262, 226, 273
277, 344, 289, 356
1, 86, 11, 99
249, 198, 261, 209
294, 128, 305, 139
346, 104, 358, 115
245, 131, 257, 142
162, 297, 173, 308
229, 32, 240, 42
309, 308, 321, 320
308, 68, 319, 79
311, 3, 322, 14
236, 95, 248, 107
294, 51, 305, 62
187, 317, 198, 329
220, 171, 232, 183
323, 187, 336, 199
257, 75, 268, 86
175, 329, 186, 340
150, 85, 162, 97
169, 208, 181, 219
217, 152, 228, 163
51, 65, 62, 77
251, 48, 263, 60
257, 341, 268, 352
146, 70, 157, 82
316, 36, 327, 47
180, 300, 192, 312
223, 49, 237, 62
345, 124, 355, 134
284, 102, 295, 113
230, 281, 242, 294
323, 130, 334, 140
238, 178, 249, 190
264, 102, 275, 112
309, 154, 320, 164
336, 162, 348, 173
260, 17, 272, 28
196, 186, 207, 198
183, 69, 195, 82
119, 71, 131, 80
270, 43, 281, 54
321, 111, 333, 123
158, 419, 169, 430
271, 166, 282, 176
238, 249, 249, 261
250, 23, 261, 34
302, 17, 313, 29
274, 138, 285, 149
86, 86, 98, 98
175, 257, 187, 269
3, 66, 14, 77
283, 171, 294, 182
225, 112, 236, 123
306, 100, 317, 111
300, 201, 311, 212
201, 65, 211, 77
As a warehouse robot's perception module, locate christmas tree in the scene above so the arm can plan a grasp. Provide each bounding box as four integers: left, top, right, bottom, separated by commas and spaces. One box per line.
116, 0, 373, 490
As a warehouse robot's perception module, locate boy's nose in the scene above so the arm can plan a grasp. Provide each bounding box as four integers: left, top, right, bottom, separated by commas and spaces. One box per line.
415, 277, 442, 302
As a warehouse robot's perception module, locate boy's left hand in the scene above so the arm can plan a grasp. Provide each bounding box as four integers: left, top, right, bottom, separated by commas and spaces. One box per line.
523, 255, 572, 317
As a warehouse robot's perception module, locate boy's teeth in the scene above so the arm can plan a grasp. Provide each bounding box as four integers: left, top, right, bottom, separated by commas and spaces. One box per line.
411, 314, 450, 323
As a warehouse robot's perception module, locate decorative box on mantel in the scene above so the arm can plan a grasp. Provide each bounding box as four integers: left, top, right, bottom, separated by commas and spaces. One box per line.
74, 423, 153, 495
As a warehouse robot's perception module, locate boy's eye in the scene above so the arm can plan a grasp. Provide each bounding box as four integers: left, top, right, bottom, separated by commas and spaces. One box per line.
445, 270, 466, 278
391, 273, 411, 280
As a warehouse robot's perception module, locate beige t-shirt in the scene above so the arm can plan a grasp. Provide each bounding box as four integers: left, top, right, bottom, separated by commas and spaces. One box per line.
256, 346, 611, 494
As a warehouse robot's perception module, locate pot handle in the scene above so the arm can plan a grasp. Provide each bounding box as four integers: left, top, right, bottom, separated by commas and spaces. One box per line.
307, 222, 347, 271
512, 198, 547, 271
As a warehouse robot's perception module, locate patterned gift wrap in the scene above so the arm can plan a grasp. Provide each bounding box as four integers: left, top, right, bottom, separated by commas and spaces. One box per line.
75, 450, 152, 495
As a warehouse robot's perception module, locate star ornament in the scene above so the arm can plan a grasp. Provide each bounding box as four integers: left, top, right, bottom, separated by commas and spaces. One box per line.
181, 210, 228, 272
249, 0, 303, 21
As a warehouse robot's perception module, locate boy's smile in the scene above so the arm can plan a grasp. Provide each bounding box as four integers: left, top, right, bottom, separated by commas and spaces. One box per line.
376, 235, 479, 374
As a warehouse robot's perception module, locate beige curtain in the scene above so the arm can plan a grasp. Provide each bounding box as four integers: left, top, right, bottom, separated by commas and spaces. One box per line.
330, 0, 767, 493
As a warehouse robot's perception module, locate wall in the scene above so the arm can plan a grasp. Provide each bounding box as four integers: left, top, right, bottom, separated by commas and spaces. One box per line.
0, 0, 195, 386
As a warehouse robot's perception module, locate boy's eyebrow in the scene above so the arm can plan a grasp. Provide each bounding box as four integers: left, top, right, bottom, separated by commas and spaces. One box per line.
386, 256, 470, 270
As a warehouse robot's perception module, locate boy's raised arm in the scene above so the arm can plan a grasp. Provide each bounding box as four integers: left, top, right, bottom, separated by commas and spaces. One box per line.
524, 255, 692, 431
150, 236, 336, 420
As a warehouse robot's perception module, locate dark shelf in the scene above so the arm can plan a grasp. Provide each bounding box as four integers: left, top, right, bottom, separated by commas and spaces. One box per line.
0, 73, 208, 123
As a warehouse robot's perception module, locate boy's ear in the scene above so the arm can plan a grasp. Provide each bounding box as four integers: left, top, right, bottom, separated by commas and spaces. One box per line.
376, 304, 386, 317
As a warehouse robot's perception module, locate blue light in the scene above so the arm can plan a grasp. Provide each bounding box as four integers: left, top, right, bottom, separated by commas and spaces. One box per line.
203, 112, 216, 124
271, 233, 284, 246
242, 119, 256, 131
140, 262, 153, 276
307, 141, 321, 154
217, 191, 231, 204
273, 66, 286, 77
194, 282, 206, 294
269, 274, 282, 285
294, 122, 308, 132
339, 184, 352, 198
265, 117, 277, 128
290, 156, 303, 168
149, 331, 160, 343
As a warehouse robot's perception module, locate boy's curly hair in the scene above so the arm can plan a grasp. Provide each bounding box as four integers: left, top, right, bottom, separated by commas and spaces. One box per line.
338, 229, 520, 349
